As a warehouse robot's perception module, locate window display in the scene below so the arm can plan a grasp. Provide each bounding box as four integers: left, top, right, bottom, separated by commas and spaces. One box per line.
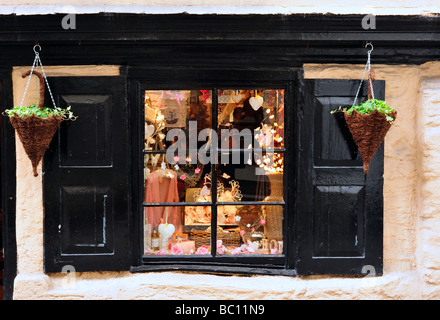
143, 89, 285, 256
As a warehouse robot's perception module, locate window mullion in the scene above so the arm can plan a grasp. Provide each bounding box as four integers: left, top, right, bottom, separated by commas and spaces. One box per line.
211, 88, 219, 257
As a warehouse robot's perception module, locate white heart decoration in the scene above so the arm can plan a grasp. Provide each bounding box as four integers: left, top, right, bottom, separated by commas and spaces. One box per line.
249, 95, 263, 111
145, 123, 155, 138
158, 223, 175, 239
232, 94, 243, 103
218, 95, 232, 104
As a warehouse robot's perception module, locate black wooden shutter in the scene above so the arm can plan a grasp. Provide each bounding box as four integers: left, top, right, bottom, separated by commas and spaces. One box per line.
296, 79, 384, 275
43, 74, 130, 272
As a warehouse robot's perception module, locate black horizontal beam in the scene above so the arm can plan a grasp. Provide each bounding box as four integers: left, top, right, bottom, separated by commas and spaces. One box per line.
0, 13, 439, 66
0, 13, 439, 42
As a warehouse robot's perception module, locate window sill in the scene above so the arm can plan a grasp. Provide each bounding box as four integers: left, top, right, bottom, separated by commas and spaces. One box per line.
131, 264, 296, 277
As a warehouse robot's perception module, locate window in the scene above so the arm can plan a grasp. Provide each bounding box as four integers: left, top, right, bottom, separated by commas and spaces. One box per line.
142, 89, 285, 257
43, 68, 384, 276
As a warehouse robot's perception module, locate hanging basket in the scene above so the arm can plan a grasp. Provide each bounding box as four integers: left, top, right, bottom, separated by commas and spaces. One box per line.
10, 113, 63, 177
332, 43, 397, 174
344, 108, 396, 174
4, 45, 75, 176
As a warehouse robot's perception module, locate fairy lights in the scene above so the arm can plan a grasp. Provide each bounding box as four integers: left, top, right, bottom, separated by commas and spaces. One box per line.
254, 90, 284, 174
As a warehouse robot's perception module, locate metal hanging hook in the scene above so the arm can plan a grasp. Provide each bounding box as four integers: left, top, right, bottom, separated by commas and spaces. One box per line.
365, 42, 374, 54
33, 44, 42, 54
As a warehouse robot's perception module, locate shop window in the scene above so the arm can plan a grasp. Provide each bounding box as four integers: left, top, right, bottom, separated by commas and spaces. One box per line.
43, 68, 384, 276
143, 89, 285, 257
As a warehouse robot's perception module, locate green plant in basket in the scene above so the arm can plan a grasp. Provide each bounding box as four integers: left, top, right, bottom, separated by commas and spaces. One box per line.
330, 98, 397, 175
4, 104, 76, 120
331, 99, 396, 124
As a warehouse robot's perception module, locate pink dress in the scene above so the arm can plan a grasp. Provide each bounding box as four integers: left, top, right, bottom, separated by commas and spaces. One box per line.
144, 170, 181, 231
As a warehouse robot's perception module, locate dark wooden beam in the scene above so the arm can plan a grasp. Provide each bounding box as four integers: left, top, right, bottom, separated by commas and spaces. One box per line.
0, 13, 439, 41
0, 14, 439, 66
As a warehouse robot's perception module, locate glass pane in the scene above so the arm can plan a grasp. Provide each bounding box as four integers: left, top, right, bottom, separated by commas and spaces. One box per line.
143, 89, 213, 204
144, 206, 212, 256
217, 152, 284, 202
218, 89, 284, 149
144, 156, 211, 203
216, 205, 284, 255
144, 90, 212, 151
142, 88, 285, 259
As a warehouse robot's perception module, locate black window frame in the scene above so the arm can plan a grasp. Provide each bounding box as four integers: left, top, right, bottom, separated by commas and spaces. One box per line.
129, 67, 301, 275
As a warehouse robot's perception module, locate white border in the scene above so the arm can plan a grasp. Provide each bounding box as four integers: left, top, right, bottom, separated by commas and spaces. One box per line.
0, 5, 439, 16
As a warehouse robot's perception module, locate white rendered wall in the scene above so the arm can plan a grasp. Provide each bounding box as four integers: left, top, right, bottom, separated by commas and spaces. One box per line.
0, 1, 439, 15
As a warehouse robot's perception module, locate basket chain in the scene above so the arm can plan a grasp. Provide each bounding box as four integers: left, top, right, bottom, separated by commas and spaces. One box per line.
353, 42, 375, 107
19, 45, 57, 111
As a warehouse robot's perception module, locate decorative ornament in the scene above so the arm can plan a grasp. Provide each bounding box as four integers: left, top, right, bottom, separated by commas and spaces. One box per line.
199, 90, 211, 104
185, 173, 243, 225
200, 185, 210, 196
158, 222, 175, 239
232, 92, 243, 103
236, 205, 266, 237
196, 246, 209, 255
145, 123, 155, 138
249, 95, 264, 111
158, 208, 175, 241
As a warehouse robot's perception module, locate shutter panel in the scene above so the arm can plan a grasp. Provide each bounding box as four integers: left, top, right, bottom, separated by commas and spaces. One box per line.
296, 79, 384, 275
43, 75, 130, 272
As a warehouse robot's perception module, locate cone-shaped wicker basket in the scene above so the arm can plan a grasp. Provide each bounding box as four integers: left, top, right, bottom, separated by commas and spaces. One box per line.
344, 108, 396, 174
344, 68, 397, 174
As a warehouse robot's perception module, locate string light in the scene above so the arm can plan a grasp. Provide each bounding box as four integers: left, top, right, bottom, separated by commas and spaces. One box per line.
254, 90, 284, 174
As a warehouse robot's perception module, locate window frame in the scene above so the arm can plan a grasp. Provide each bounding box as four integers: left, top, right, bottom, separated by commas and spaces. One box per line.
129, 68, 301, 275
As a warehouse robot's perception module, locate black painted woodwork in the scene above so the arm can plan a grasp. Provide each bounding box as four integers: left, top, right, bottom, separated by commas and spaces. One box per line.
129, 68, 300, 273
43, 73, 131, 272
296, 79, 384, 275
0, 14, 439, 67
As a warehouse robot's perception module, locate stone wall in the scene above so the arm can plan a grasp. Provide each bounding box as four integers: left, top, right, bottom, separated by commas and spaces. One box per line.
417, 67, 440, 299
11, 62, 440, 299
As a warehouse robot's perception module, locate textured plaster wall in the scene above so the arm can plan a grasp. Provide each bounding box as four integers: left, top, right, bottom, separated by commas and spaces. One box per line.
12, 62, 440, 299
